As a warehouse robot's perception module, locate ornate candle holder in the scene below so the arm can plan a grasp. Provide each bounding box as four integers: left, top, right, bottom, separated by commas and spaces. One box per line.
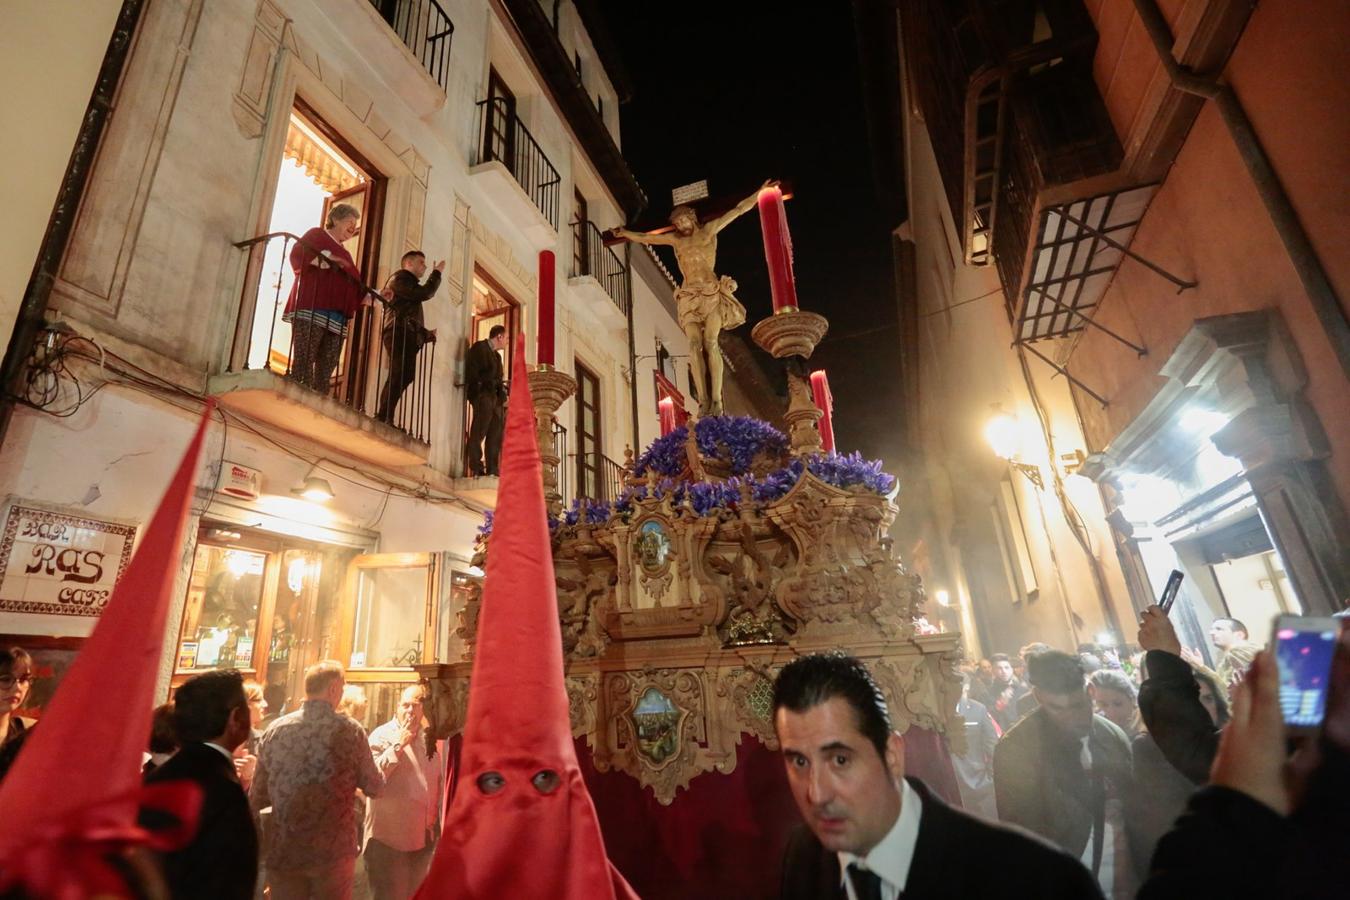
528, 366, 577, 515
750, 309, 829, 456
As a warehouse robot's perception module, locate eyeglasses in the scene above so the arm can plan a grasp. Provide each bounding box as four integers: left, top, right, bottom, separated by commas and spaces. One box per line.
0, 674, 33, 690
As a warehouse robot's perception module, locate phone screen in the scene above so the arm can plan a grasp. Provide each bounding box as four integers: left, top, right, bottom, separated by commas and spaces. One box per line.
1274, 621, 1338, 729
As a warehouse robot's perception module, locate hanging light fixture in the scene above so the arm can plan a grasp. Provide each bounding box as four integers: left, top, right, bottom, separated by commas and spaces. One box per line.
983, 405, 1043, 489
291, 461, 335, 503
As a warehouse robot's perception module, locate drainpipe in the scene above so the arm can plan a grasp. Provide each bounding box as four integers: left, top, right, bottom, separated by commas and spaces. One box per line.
625, 243, 640, 455
1132, 0, 1350, 381
0, 0, 148, 446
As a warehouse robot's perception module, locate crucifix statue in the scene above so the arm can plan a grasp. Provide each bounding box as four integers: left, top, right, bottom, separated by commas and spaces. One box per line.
613, 181, 773, 416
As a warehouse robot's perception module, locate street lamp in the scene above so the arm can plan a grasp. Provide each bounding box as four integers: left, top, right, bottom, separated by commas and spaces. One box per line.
983, 408, 1043, 489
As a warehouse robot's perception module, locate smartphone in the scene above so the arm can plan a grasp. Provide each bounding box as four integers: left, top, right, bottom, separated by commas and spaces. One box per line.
1158, 570, 1184, 615
1272, 615, 1340, 734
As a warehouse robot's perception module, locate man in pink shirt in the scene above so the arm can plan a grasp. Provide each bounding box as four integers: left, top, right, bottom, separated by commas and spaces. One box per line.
365, 685, 444, 900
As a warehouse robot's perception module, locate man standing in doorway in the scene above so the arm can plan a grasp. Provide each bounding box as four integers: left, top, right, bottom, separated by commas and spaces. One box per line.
376, 251, 443, 426
251, 660, 384, 900
1208, 617, 1262, 692
365, 685, 443, 900
464, 325, 507, 476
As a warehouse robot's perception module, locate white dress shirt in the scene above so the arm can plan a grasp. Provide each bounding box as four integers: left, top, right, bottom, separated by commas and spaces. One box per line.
837, 779, 923, 900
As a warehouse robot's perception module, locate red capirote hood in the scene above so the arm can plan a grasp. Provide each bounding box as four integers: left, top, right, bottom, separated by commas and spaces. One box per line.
414, 336, 637, 899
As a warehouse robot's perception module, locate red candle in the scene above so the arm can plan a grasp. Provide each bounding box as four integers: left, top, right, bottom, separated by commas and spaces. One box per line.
658, 396, 677, 437
758, 186, 799, 313
537, 250, 555, 366
810, 370, 834, 453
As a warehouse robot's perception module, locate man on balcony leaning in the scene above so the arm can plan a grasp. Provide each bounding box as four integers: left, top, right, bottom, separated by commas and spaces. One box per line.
376, 250, 444, 426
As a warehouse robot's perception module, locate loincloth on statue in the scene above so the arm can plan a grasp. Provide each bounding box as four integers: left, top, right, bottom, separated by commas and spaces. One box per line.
675, 276, 747, 331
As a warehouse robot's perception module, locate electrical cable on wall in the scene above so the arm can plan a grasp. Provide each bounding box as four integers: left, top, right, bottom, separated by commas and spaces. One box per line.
1016, 345, 1123, 639
14, 325, 477, 514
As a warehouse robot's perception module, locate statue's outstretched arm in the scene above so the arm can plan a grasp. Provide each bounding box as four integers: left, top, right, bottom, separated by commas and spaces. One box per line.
613, 226, 676, 247
711, 180, 777, 233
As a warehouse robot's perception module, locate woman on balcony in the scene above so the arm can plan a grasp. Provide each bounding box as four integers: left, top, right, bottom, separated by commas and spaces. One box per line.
283, 203, 367, 393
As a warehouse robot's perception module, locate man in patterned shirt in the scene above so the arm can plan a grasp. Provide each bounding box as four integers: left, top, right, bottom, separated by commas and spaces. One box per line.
251, 660, 384, 900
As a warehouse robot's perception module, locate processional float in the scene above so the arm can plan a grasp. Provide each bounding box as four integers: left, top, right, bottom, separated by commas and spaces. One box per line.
419, 183, 961, 862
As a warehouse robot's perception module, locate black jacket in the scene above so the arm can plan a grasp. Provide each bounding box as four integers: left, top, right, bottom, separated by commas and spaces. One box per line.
780, 777, 1103, 899
1138, 742, 1350, 899
143, 742, 258, 900
382, 268, 440, 333
464, 337, 504, 400
1137, 649, 1220, 785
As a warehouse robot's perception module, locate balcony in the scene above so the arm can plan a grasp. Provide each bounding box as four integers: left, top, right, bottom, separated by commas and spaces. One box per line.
470, 98, 561, 247
569, 450, 627, 505
569, 219, 629, 330
500, 0, 646, 219
214, 232, 434, 467
901, 0, 1124, 319
368, 0, 454, 90
346, 0, 454, 116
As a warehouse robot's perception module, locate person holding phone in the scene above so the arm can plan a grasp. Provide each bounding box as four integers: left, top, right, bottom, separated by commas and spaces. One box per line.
1136, 605, 1224, 785
1137, 621, 1350, 898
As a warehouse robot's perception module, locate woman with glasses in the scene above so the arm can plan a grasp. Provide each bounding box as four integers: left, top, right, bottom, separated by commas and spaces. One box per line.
0, 645, 34, 782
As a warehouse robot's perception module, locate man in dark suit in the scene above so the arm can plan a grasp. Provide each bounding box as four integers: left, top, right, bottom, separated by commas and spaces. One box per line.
993, 650, 1141, 898
376, 250, 444, 426
774, 654, 1101, 899
145, 669, 259, 900
464, 324, 507, 476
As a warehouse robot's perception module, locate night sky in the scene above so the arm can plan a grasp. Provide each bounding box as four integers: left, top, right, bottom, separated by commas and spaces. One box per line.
602, 0, 906, 473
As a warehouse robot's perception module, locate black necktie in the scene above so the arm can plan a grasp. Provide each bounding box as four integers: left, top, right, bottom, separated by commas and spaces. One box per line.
847, 863, 884, 900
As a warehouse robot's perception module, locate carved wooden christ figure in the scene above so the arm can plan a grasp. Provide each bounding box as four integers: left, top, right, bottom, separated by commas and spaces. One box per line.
614, 181, 772, 416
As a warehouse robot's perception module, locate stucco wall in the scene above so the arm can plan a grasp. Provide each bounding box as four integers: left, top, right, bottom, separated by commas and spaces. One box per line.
1074, 0, 1350, 511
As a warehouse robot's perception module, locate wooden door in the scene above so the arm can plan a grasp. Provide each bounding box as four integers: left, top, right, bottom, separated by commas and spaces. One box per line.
575, 360, 602, 501
485, 69, 516, 170
573, 190, 590, 276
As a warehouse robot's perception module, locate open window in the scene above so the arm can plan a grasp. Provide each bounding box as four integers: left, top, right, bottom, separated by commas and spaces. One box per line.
249, 106, 384, 373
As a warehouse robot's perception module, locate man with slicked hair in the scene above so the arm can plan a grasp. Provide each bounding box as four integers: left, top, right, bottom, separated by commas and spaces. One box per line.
774, 653, 1101, 899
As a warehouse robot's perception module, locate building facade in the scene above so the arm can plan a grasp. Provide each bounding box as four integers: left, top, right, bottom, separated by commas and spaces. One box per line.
0, 0, 762, 727
867, 0, 1349, 661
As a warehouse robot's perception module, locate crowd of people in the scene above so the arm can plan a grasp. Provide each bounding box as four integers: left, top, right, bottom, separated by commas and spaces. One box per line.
3, 602, 1346, 899
0, 654, 442, 900
936, 611, 1346, 899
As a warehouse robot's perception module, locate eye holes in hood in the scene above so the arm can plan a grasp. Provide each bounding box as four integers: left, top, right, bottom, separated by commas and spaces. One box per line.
531, 769, 561, 794
476, 771, 506, 795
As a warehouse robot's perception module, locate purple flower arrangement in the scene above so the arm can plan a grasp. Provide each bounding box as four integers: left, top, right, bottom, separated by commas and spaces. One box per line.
633, 416, 790, 478
806, 451, 897, 495
477, 422, 896, 541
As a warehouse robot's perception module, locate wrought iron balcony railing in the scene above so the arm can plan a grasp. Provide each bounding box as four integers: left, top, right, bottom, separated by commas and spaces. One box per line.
369, 0, 454, 91
230, 232, 435, 442
476, 97, 562, 229
572, 450, 626, 504
570, 219, 630, 317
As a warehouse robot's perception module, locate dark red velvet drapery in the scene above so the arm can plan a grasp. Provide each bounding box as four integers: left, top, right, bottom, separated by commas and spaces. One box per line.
576, 727, 960, 900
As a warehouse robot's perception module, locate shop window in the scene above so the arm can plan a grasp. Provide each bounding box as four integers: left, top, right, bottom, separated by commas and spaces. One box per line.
174, 526, 357, 720
350, 566, 428, 667
437, 567, 484, 662
177, 544, 267, 672
338, 552, 436, 674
